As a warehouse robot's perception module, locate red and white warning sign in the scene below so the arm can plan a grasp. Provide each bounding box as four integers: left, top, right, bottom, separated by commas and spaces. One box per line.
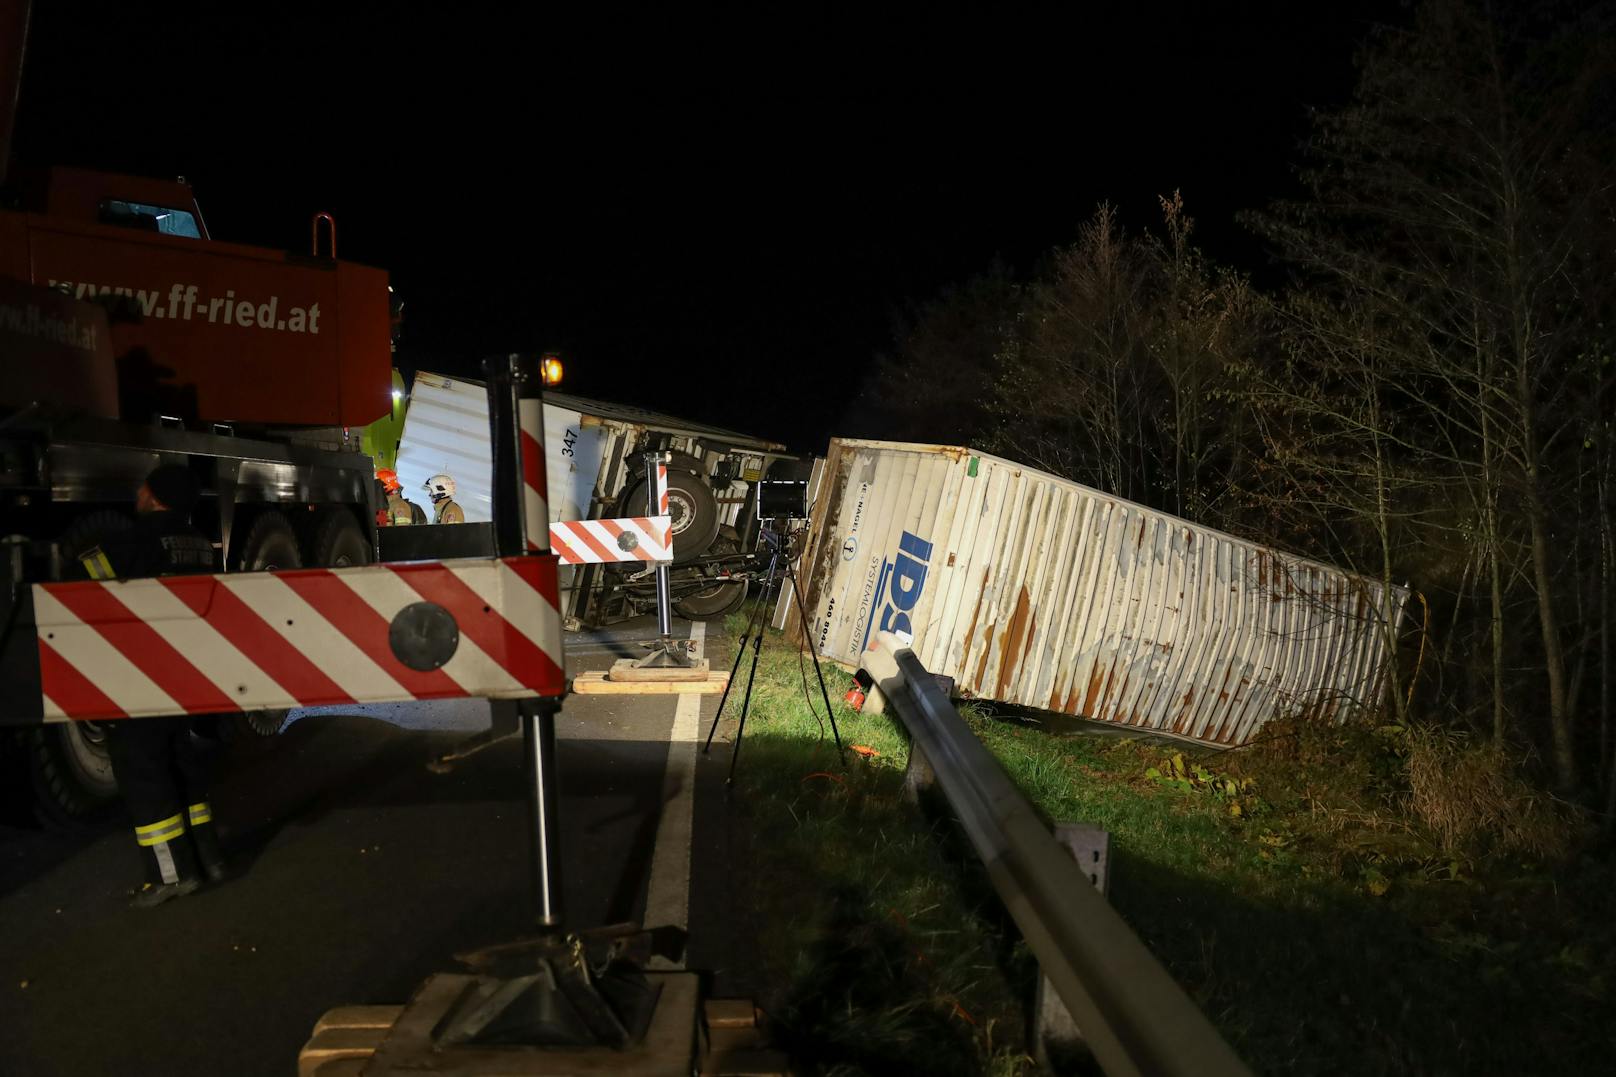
33, 556, 566, 721
548, 516, 673, 565
546, 457, 675, 565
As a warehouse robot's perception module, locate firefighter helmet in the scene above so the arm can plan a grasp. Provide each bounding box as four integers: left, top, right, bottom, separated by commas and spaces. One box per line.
376, 468, 401, 495
424, 474, 456, 503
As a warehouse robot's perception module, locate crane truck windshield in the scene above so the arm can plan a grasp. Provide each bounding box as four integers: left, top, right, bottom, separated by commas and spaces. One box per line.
97, 199, 202, 238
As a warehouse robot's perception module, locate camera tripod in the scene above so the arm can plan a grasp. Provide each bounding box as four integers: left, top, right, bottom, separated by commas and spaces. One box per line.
702, 523, 844, 783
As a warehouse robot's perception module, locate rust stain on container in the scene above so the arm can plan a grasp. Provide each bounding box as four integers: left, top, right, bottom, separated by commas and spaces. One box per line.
960, 595, 984, 662
975, 624, 995, 689
1081, 668, 1108, 716
1173, 688, 1196, 734
996, 586, 1034, 700
1107, 671, 1130, 718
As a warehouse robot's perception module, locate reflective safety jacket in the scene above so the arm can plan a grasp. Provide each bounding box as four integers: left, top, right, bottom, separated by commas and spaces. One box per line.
386, 493, 426, 526
79, 511, 216, 580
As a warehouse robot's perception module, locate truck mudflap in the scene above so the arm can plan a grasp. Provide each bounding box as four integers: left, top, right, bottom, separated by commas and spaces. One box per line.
8, 554, 564, 724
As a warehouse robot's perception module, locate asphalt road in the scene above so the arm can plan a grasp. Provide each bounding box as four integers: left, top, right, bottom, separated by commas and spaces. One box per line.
0, 617, 747, 1077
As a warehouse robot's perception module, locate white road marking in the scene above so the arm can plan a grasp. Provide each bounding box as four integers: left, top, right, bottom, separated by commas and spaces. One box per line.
644, 621, 706, 969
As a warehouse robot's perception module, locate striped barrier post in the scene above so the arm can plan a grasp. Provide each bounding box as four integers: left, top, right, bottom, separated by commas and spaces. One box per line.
484, 352, 567, 928
649, 454, 674, 639
624, 452, 693, 671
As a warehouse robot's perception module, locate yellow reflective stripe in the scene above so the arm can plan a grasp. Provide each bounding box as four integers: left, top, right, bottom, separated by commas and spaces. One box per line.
134, 813, 186, 847
187, 802, 212, 826
134, 813, 184, 836
80, 548, 115, 580
136, 823, 186, 847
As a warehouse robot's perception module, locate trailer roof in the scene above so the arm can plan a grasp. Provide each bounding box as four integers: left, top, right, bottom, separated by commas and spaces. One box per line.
541, 391, 786, 453
436, 383, 782, 453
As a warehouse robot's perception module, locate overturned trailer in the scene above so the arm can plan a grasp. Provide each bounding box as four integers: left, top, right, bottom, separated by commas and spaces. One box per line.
393, 372, 804, 624
783, 440, 1408, 746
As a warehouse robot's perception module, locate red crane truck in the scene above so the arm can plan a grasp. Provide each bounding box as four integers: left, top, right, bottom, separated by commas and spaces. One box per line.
2, 1, 398, 820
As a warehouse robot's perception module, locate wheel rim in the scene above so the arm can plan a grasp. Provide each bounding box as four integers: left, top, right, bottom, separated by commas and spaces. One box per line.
61, 722, 117, 795
666, 491, 695, 536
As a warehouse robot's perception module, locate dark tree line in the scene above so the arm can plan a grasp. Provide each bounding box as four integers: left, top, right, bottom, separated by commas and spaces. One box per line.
848, 0, 1616, 801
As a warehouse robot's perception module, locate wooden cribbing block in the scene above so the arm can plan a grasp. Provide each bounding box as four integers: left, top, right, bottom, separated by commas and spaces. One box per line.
312, 1005, 403, 1035
704, 998, 759, 1029
572, 670, 731, 695
297, 1025, 390, 1077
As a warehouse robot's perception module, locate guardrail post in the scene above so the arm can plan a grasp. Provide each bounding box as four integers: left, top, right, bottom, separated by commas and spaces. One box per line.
1035, 824, 1111, 1071
902, 741, 936, 805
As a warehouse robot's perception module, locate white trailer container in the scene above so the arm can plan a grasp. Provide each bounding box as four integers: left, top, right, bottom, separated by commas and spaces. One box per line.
394, 373, 792, 524
394, 372, 799, 620
784, 439, 1407, 746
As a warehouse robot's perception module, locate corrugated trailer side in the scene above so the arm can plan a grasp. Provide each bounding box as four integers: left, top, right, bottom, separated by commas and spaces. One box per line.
788, 440, 1407, 747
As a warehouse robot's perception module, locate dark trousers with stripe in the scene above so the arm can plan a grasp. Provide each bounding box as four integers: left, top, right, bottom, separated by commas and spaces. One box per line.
103, 717, 220, 885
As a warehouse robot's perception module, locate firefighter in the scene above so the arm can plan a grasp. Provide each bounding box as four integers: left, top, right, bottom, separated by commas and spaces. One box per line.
79, 464, 229, 907
377, 468, 425, 525
424, 473, 465, 524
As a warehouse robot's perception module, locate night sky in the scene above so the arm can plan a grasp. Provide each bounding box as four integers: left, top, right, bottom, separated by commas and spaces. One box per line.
12, 2, 1402, 450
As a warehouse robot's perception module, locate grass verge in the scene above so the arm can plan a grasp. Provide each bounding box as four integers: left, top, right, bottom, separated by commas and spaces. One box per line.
721, 618, 1615, 1076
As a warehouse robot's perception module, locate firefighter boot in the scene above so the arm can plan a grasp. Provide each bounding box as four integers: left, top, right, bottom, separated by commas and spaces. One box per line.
187, 801, 230, 883
130, 812, 203, 908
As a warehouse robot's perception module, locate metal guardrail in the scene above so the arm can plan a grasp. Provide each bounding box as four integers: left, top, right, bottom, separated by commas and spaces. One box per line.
861, 631, 1253, 1077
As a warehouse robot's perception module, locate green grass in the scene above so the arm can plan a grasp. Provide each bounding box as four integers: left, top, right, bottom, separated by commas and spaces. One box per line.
721, 615, 1616, 1076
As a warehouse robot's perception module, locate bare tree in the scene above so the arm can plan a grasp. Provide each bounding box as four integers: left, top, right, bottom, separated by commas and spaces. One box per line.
1246, 0, 1616, 789
988, 199, 1256, 522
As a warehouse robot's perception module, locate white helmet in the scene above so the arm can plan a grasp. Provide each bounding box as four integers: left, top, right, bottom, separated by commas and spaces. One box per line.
424, 474, 456, 501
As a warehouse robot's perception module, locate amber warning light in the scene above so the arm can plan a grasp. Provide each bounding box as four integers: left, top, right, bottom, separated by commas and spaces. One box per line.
540, 353, 564, 386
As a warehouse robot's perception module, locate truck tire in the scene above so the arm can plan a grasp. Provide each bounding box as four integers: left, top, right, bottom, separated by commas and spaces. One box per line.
672, 536, 748, 620
236, 511, 302, 571
233, 512, 300, 739
313, 510, 371, 567
28, 511, 136, 824
620, 469, 720, 564
29, 723, 118, 827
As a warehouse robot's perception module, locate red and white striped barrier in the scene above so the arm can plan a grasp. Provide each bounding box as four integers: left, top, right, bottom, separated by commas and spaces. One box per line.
548, 516, 673, 565
519, 397, 550, 552
32, 556, 565, 721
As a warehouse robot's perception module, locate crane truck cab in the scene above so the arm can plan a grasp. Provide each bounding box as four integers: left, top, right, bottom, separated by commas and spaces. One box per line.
1, 166, 392, 433
9, 166, 210, 237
